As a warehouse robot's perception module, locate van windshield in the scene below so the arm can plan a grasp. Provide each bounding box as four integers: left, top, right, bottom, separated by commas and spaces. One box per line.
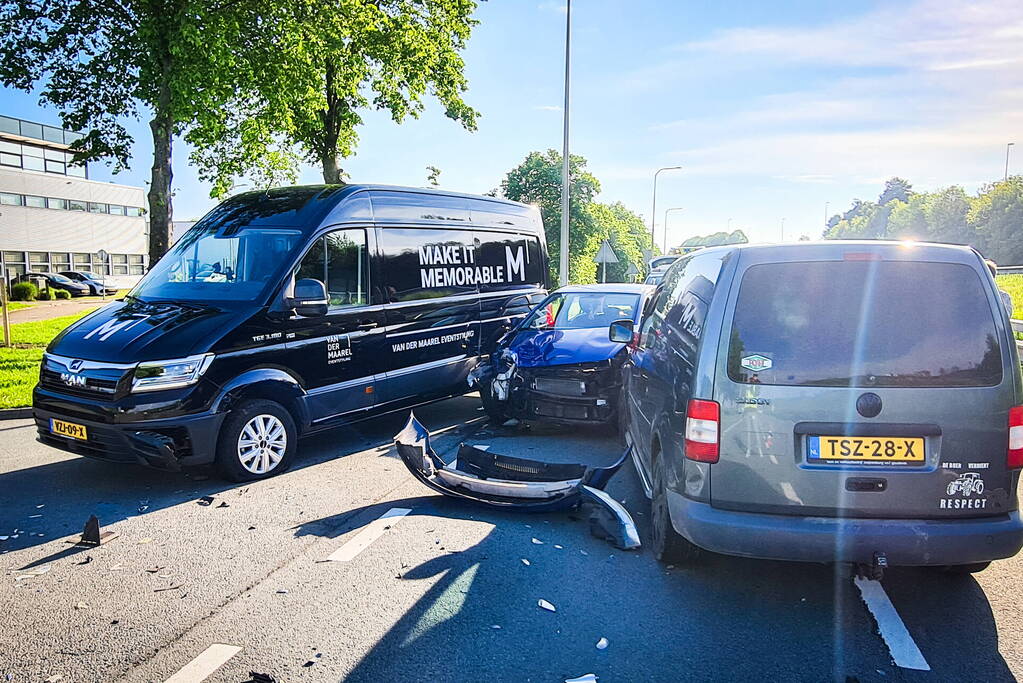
727, 260, 1003, 387
129, 225, 303, 303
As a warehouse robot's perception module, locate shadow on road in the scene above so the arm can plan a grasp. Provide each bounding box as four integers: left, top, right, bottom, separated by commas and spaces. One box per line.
0, 397, 480, 560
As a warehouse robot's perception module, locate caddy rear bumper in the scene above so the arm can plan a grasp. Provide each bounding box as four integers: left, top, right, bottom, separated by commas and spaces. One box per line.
668, 490, 1023, 566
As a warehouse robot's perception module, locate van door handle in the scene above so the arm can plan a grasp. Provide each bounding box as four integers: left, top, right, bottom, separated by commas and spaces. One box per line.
357, 321, 378, 329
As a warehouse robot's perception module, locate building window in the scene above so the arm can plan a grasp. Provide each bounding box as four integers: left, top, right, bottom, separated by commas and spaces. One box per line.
66, 163, 86, 178
73, 253, 91, 267
68, 199, 86, 211
45, 160, 65, 174
0, 116, 18, 135
0, 192, 23, 206
47, 197, 67, 210
22, 156, 44, 172
88, 202, 107, 214
109, 204, 125, 215
125, 207, 142, 217
129, 265, 144, 275
24, 195, 46, 208
42, 126, 64, 144
0, 153, 19, 167
129, 254, 144, 264
52, 254, 71, 269
20, 121, 42, 140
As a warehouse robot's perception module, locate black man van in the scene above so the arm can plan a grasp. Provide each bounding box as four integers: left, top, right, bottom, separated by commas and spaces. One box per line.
33, 185, 548, 480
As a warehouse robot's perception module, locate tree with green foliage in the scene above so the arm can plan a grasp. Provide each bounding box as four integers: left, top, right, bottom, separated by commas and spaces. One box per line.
500, 150, 604, 284
0, 0, 271, 264
878, 177, 913, 205
587, 202, 653, 282
823, 176, 1023, 264
191, 0, 479, 193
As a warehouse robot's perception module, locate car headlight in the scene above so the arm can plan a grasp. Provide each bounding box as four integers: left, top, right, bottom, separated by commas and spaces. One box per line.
132, 354, 215, 393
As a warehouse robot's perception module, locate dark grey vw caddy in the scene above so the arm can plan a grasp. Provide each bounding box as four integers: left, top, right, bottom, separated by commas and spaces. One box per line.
615, 241, 1023, 573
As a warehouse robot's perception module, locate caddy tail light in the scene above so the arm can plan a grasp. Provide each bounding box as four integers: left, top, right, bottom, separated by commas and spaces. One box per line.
685, 399, 720, 463
1008, 406, 1023, 469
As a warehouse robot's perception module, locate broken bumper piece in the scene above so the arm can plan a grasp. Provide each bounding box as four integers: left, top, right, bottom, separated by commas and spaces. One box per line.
394, 413, 640, 549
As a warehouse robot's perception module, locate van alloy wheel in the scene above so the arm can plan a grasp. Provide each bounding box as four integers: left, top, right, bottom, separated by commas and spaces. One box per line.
237, 414, 288, 474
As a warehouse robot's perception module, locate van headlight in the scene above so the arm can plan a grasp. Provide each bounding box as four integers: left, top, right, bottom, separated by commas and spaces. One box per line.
132, 354, 215, 393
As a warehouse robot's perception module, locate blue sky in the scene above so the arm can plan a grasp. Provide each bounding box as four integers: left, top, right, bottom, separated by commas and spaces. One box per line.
5, 0, 1023, 247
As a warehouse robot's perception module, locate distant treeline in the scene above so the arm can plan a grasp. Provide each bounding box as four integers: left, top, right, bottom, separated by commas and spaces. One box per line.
679, 229, 749, 249
824, 177, 1023, 265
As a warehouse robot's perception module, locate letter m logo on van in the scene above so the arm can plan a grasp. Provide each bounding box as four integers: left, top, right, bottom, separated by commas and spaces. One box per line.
83, 316, 148, 342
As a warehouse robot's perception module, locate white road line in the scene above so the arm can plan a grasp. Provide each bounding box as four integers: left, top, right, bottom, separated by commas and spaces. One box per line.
327, 507, 412, 562
854, 576, 931, 671
164, 643, 242, 683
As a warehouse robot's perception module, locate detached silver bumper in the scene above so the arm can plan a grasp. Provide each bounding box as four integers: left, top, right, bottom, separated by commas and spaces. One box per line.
394, 413, 640, 550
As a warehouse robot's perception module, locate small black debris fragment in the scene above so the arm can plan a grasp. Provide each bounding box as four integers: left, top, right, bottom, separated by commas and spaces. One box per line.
247, 526, 256, 531
244, 673, 277, 683
303, 660, 316, 667
76, 556, 93, 565
110, 620, 119, 625
217, 502, 230, 508
197, 496, 215, 506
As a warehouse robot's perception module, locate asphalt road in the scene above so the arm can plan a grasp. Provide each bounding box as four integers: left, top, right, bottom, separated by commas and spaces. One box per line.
1, 395, 1021, 682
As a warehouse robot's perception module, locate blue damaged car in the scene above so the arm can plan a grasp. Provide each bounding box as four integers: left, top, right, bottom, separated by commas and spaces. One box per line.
470, 283, 653, 425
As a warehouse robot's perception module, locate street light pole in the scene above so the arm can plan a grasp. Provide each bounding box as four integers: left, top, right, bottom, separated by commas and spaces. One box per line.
780, 218, 786, 242
1006, 142, 1015, 182
558, 0, 572, 286
650, 166, 682, 255
663, 207, 684, 253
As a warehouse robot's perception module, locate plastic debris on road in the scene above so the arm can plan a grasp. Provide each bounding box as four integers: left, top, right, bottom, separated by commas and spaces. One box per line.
596, 637, 609, 650
531, 538, 544, 545
14, 565, 51, 581
197, 496, 215, 506
521, 558, 530, 566
538, 599, 556, 612
565, 675, 598, 683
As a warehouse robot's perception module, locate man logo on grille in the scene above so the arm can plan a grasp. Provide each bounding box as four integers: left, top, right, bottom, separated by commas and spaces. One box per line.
68, 359, 84, 372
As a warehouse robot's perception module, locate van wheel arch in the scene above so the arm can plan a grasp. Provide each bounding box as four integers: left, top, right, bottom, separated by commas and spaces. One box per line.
215, 371, 308, 430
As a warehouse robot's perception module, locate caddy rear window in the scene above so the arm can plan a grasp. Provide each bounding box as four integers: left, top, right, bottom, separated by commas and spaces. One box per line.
727, 260, 1003, 387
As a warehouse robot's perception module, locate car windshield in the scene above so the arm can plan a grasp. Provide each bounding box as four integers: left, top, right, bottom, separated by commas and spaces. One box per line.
49, 274, 73, 284
524, 291, 640, 330
79, 271, 102, 280
129, 225, 304, 302
727, 260, 1002, 387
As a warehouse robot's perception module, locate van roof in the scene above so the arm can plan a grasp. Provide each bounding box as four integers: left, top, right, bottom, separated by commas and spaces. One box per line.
685, 240, 981, 265
197, 184, 544, 235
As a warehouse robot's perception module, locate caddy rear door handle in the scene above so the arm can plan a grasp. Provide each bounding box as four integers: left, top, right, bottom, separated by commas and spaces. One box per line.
358, 320, 379, 329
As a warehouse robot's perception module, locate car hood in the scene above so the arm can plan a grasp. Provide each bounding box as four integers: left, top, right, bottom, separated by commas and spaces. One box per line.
503, 327, 625, 367
48, 299, 252, 362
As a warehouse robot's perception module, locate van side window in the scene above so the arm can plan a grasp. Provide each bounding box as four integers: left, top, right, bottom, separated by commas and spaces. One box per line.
639, 258, 689, 349
296, 228, 368, 308
378, 227, 476, 302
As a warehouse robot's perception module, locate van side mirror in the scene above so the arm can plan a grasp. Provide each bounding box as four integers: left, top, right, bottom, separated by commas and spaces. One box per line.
292, 278, 328, 317
609, 319, 634, 343
503, 295, 532, 316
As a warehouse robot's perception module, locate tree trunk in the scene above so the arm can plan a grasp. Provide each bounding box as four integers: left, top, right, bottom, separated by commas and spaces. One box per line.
147, 80, 174, 267
319, 61, 343, 184
321, 151, 342, 184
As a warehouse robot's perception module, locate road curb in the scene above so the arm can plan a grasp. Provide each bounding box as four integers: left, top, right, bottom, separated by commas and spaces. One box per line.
0, 407, 33, 421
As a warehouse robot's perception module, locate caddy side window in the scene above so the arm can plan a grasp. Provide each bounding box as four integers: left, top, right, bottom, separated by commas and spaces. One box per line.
296, 228, 369, 309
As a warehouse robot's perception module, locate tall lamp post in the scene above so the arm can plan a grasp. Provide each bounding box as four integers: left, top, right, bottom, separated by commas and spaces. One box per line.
663, 207, 684, 253
650, 166, 682, 254
780, 218, 786, 243
1006, 142, 1015, 182
558, 0, 572, 286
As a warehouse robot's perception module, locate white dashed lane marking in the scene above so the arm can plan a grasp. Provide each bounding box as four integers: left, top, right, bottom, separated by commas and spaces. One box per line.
164, 643, 243, 683
854, 576, 931, 671
327, 507, 412, 562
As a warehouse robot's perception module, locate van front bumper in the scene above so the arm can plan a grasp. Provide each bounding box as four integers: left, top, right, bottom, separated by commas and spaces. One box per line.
34, 407, 224, 470
668, 490, 1023, 566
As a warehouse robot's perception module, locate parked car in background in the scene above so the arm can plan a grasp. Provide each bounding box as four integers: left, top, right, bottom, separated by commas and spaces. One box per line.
34, 184, 549, 481
24, 272, 90, 297
615, 241, 1023, 575
644, 269, 667, 286
472, 283, 653, 425
59, 270, 118, 296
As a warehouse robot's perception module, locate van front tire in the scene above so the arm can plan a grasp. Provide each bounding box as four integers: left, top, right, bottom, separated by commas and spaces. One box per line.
215, 399, 297, 482
651, 454, 703, 565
